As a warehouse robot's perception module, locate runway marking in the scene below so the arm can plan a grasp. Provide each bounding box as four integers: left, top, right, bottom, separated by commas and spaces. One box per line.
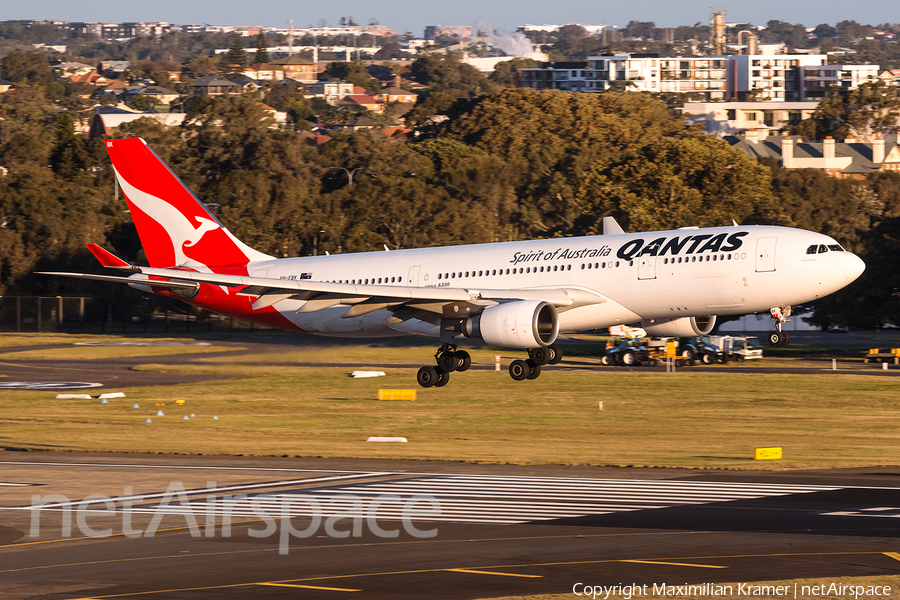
128, 474, 843, 525
54, 551, 900, 599
257, 583, 359, 591
620, 559, 727, 569
447, 568, 541, 578
884, 552, 900, 562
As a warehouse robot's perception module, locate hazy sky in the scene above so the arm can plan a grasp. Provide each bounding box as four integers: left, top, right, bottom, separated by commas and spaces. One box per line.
8, 0, 896, 35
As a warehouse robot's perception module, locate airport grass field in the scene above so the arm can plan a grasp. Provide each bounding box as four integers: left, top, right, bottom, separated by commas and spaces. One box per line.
1, 333, 900, 469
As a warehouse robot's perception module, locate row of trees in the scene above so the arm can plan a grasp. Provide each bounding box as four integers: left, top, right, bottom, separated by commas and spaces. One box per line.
2, 52, 900, 326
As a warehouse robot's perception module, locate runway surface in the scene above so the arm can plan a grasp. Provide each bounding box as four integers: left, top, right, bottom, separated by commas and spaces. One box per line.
1, 453, 899, 599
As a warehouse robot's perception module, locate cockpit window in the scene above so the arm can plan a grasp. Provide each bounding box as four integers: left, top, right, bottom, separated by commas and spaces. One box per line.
818, 244, 829, 253
806, 245, 818, 254
827, 245, 844, 252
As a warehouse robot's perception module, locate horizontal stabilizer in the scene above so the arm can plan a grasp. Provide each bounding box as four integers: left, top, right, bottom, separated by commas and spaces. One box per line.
86, 244, 133, 269
36, 272, 200, 290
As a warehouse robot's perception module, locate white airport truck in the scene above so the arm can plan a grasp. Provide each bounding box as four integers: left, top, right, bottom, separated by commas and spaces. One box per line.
707, 335, 764, 361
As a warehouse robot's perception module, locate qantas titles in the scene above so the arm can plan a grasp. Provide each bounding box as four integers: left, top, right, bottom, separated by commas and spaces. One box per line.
510, 231, 750, 265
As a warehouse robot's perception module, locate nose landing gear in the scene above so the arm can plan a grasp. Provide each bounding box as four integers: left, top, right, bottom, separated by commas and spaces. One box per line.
768, 306, 792, 346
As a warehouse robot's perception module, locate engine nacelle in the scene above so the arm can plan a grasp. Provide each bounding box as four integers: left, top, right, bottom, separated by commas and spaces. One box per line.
464, 300, 559, 348
639, 316, 717, 337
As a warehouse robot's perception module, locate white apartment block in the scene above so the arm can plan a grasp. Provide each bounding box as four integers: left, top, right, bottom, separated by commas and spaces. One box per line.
728, 54, 827, 101
521, 53, 881, 102
681, 101, 819, 135
799, 64, 880, 100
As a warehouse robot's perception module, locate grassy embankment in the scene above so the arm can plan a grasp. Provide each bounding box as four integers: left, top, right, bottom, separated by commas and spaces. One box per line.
1, 334, 898, 468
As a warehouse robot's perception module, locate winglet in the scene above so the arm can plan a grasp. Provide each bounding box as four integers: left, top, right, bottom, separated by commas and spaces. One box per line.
86, 244, 132, 269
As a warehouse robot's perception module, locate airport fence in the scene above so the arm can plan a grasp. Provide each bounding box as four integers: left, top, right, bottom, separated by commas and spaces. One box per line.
0, 295, 270, 334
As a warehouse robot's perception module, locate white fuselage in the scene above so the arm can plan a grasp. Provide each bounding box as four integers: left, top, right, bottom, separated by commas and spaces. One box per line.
242, 225, 864, 338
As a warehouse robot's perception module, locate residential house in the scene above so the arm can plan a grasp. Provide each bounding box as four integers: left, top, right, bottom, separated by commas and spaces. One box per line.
342, 94, 384, 114
126, 85, 181, 105
306, 82, 355, 105
188, 75, 240, 96
232, 75, 263, 94
726, 130, 900, 179
270, 57, 316, 84
99, 60, 131, 77
258, 103, 288, 125
301, 132, 333, 147
52, 62, 95, 78
0, 79, 12, 94
244, 63, 283, 81
333, 116, 378, 132
88, 111, 186, 138
379, 85, 417, 104
65, 72, 110, 86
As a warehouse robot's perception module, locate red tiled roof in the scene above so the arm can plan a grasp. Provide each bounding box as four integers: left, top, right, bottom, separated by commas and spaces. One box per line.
345, 95, 380, 105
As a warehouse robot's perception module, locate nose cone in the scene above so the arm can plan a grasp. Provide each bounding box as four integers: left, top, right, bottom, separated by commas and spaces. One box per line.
842, 252, 865, 282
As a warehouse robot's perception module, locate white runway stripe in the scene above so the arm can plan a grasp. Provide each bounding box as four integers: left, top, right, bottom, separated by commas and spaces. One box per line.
126, 474, 841, 525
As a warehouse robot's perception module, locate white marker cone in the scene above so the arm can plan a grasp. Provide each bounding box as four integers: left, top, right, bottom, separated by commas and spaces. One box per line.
100, 398, 108, 404
182, 415, 189, 420
156, 410, 164, 416
212, 416, 219, 420
145, 418, 152, 423
190, 413, 195, 417
132, 403, 140, 409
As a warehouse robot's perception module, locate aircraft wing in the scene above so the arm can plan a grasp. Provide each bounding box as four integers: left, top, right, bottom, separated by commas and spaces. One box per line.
41, 260, 604, 321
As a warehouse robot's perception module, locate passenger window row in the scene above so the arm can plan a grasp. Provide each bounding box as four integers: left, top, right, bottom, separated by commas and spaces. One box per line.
662, 253, 741, 264
437, 264, 574, 280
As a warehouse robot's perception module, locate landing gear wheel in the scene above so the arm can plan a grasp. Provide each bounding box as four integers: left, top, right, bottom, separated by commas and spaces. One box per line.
768, 331, 782, 347
435, 368, 450, 387
417, 366, 438, 388
438, 352, 459, 372
526, 359, 541, 379
547, 344, 562, 365
509, 359, 531, 381
455, 350, 471, 372
529, 347, 551, 365
779, 332, 790, 346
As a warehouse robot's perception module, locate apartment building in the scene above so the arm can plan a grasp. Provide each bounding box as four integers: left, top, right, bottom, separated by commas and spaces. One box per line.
520, 53, 881, 102
799, 64, 880, 100
517, 62, 591, 91
681, 101, 819, 135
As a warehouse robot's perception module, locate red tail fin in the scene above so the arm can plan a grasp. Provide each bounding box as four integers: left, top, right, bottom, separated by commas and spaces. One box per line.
105, 138, 272, 269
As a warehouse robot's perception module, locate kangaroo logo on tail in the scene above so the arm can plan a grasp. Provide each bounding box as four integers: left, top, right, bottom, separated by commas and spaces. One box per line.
106, 138, 272, 270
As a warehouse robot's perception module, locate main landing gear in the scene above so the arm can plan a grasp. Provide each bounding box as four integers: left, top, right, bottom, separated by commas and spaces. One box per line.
508, 344, 563, 382
415, 343, 563, 387
416, 343, 471, 388
768, 306, 792, 347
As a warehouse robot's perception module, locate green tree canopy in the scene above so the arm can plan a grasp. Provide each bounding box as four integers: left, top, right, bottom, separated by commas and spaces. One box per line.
254, 32, 270, 64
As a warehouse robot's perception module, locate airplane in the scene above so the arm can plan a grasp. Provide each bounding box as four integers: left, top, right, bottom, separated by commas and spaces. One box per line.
40, 138, 865, 387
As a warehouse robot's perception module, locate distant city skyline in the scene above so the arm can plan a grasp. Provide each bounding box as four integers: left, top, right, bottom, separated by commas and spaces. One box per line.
6, 0, 897, 36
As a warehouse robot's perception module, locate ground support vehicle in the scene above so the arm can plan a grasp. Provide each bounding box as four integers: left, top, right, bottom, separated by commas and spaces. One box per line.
708, 335, 763, 361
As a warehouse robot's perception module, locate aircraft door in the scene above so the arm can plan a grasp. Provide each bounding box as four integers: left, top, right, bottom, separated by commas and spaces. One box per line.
755, 237, 777, 272
407, 265, 421, 286
638, 255, 657, 280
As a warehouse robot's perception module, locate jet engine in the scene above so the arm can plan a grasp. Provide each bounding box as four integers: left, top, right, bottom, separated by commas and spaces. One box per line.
464, 300, 559, 348
639, 316, 717, 337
